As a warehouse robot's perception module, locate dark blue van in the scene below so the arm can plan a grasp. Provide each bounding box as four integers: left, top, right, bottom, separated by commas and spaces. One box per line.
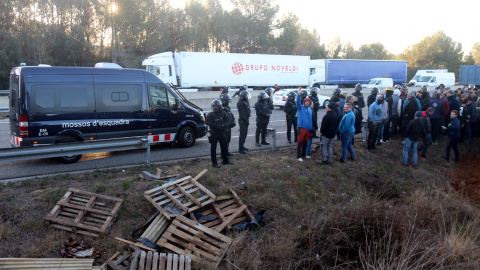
9, 65, 207, 163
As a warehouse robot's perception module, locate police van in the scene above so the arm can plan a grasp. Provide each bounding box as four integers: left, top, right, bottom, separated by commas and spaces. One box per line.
8, 64, 208, 163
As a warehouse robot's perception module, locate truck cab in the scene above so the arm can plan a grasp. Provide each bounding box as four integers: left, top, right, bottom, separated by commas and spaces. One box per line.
142, 52, 178, 86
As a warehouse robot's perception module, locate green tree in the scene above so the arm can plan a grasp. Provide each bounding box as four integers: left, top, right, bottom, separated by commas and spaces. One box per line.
357, 42, 394, 60
470, 42, 480, 65
397, 31, 463, 77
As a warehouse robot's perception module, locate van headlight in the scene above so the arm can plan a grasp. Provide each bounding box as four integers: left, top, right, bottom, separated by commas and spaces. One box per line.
200, 113, 206, 122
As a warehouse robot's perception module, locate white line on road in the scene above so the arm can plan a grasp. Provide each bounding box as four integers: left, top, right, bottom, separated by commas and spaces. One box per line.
198, 131, 287, 141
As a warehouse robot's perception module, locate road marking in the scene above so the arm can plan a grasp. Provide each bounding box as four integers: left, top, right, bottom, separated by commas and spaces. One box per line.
198, 131, 287, 141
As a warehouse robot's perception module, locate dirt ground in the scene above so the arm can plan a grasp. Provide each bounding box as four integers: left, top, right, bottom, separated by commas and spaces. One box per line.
1, 138, 480, 269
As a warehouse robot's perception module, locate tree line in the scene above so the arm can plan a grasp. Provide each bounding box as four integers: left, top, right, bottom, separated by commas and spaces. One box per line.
1, 0, 479, 89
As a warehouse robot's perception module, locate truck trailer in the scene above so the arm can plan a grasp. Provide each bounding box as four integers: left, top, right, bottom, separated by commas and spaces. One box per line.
460, 65, 480, 87
142, 51, 310, 90
309, 59, 408, 88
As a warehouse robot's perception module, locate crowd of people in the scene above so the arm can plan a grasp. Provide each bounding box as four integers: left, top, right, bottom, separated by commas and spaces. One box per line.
205, 83, 479, 168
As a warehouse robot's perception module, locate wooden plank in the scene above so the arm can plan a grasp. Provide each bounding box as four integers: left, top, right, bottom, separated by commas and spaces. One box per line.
130, 246, 140, 270
107, 260, 126, 270
178, 255, 185, 270
68, 188, 123, 203
185, 256, 191, 270
215, 195, 232, 201
115, 237, 158, 252
172, 254, 179, 270
215, 205, 247, 232
166, 253, 173, 270
162, 189, 188, 212
159, 253, 167, 270
229, 188, 254, 221
152, 252, 159, 270
139, 250, 146, 270
144, 176, 192, 195
176, 184, 201, 207
146, 251, 153, 270
192, 169, 208, 181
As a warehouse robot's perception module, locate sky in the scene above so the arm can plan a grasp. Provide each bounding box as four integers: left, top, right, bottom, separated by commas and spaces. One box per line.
171, 0, 479, 55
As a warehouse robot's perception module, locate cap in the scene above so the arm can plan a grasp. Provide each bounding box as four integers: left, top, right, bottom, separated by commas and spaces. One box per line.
447, 90, 454, 95
327, 103, 336, 110
415, 111, 423, 118
408, 90, 416, 97
303, 97, 311, 104
385, 87, 393, 91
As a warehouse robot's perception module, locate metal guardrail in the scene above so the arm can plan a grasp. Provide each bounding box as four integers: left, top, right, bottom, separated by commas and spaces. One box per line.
0, 107, 8, 113
0, 137, 151, 163
0, 90, 8, 94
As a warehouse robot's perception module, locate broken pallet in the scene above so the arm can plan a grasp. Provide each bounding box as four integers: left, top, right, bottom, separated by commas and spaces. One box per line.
191, 188, 254, 232
157, 215, 232, 268
45, 188, 123, 237
143, 170, 214, 220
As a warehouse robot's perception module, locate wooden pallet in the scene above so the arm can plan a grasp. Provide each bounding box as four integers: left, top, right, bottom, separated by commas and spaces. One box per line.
139, 214, 170, 244
191, 188, 254, 232
144, 170, 215, 220
157, 215, 232, 268
0, 258, 94, 269
45, 188, 123, 237
106, 246, 191, 270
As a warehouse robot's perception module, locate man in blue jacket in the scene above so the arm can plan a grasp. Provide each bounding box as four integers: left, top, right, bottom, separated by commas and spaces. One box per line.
296, 88, 313, 161
338, 103, 356, 162
367, 95, 383, 151
445, 110, 460, 162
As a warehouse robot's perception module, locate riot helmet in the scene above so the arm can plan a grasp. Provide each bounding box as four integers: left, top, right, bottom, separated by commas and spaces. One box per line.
258, 92, 268, 101
333, 88, 342, 97
438, 83, 445, 89
287, 91, 296, 101
311, 87, 319, 96
355, 84, 362, 92
211, 99, 222, 112
239, 90, 250, 100
468, 84, 476, 89
221, 94, 231, 106
265, 87, 274, 97
394, 84, 401, 89
371, 87, 379, 95
401, 85, 408, 91
421, 85, 428, 92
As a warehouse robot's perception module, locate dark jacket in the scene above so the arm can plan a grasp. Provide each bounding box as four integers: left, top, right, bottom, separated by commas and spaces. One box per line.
367, 94, 376, 108
447, 96, 460, 113
310, 94, 320, 112
284, 100, 297, 117
429, 98, 445, 119
237, 99, 251, 124
353, 105, 363, 134
405, 117, 427, 141
420, 92, 431, 111
206, 110, 230, 132
448, 117, 461, 139
404, 97, 419, 120
320, 110, 337, 138
352, 91, 365, 108
222, 105, 236, 128
255, 100, 270, 120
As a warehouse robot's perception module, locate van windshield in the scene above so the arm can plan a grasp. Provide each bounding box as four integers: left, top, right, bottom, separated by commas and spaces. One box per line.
417, 76, 432, 82
412, 75, 420, 80
366, 79, 377, 85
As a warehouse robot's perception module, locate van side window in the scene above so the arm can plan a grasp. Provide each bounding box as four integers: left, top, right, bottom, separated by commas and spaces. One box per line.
166, 90, 177, 109
149, 85, 169, 109
95, 85, 141, 112
30, 84, 95, 113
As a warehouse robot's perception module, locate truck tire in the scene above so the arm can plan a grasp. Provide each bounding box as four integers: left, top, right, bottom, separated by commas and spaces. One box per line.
323, 99, 330, 108
178, 126, 196, 148
56, 136, 82, 164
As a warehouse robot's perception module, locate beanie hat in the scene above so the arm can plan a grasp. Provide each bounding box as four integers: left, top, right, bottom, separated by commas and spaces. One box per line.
415, 111, 423, 118
331, 96, 340, 103
327, 103, 336, 110
447, 90, 454, 95
408, 90, 416, 97
303, 97, 311, 105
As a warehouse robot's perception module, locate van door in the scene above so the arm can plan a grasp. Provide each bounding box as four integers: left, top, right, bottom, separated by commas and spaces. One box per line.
94, 84, 149, 138
148, 84, 179, 138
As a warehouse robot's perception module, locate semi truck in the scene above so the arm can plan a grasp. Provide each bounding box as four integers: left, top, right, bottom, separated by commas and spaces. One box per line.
309, 59, 408, 88
459, 65, 480, 87
142, 51, 310, 90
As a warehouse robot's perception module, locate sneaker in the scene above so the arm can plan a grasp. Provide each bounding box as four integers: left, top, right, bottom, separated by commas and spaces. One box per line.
380, 140, 386, 143
297, 158, 303, 162
421, 156, 426, 161
432, 142, 438, 146
239, 149, 247, 154
288, 140, 292, 144
261, 141, 270, 145
385, 140, 389, 143
350, 157, 355, 161
255, 143, 261, 147
412, 164, 417, 168
400, 162, 407, 166
305, 155, 311, 159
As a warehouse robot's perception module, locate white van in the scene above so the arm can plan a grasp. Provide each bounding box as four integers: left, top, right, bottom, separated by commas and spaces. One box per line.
361, 78, 393, 88
408, 69, 447, 85
414, 73, 455, 87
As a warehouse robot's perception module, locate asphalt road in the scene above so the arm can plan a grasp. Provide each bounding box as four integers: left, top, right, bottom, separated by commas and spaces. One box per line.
0, 87, 404, 180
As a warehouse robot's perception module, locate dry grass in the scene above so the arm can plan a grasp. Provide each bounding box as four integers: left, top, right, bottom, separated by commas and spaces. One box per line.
1, 139, 480, 269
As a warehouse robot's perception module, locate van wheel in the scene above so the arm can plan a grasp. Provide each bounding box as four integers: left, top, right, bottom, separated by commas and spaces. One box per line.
56, 137, 82, 164
323, 99, 330, 108
178, 127, 196, 148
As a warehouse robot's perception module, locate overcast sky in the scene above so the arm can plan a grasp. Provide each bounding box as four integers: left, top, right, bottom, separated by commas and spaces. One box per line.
172, 0, 478, 55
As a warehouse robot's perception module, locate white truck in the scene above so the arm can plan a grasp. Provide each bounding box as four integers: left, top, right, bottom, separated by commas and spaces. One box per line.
142, 51, 310, 90
408, 69, 448, 86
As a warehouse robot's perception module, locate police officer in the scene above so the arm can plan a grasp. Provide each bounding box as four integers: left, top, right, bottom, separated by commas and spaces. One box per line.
265, 87, 274, 127
206, 100, 233, 168
352, 83, 365, 108
219, 86, 230, 99
367, 87, 379, 108
221, 94, 236, 156
309, 87, 320, 138
255, 92, 271, 147
284, 91, 297, 143
237, 90, 251, 154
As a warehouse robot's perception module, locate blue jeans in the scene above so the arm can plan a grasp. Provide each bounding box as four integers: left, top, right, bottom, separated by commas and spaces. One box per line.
466, 122, 472, 140
402, 137, 418, 165
377, 122, 385, 143
306, 137, 313, 155
340, 132, 355, 161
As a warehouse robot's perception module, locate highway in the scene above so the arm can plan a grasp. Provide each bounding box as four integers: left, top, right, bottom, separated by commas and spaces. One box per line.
0, 87, 394, 180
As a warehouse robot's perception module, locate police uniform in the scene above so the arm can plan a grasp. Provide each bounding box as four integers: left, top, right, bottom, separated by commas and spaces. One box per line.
237, 95, 251, 154
255, 95, 270, 146
309, 92, 320, 137
206, 104, 232, 167
221, 96, 236, 155
284, 95, 297, 143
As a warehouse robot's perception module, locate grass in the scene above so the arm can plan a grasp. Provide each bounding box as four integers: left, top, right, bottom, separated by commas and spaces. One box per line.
0, 139, 480, 269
